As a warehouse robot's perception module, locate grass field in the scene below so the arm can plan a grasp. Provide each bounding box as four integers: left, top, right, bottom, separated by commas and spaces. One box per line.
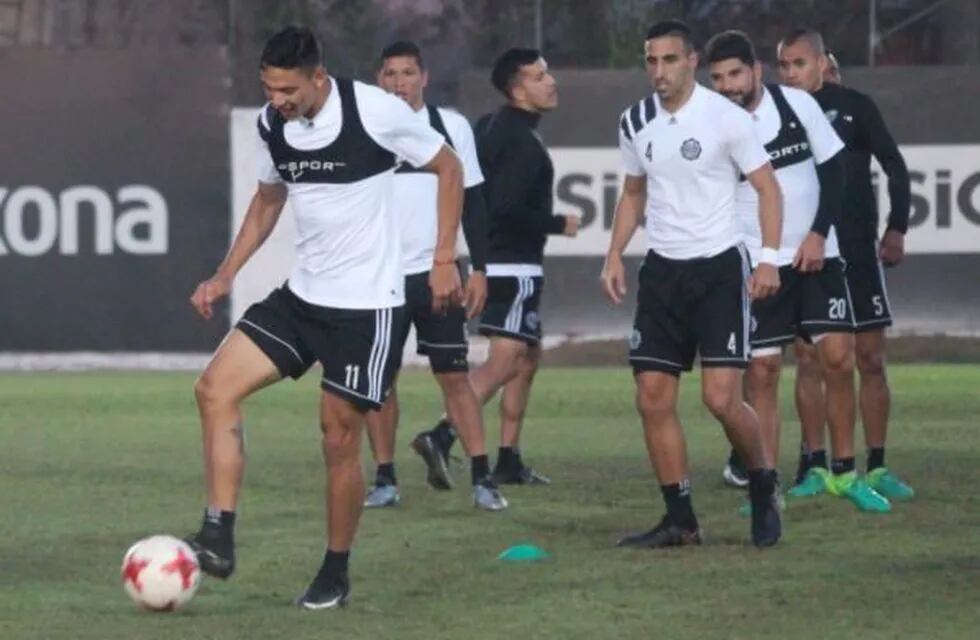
2, 365, 979, 639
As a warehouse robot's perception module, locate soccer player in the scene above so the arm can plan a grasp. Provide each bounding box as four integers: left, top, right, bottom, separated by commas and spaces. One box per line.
778, 28, 914, 501
601, 20, 782, 548
706, 30, 889, 513
184, 26, 464, 609
414, 48, 580, 486
362, 41, 507, 512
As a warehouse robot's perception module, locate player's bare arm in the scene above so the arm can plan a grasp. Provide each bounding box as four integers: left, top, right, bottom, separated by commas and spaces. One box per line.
190, 181, 287, 319
601, 175, 646, 304
745, 163, 782, 299
423, 143, 465, 312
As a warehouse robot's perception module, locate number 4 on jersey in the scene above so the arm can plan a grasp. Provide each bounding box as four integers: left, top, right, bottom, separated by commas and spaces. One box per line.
645, 141, 653, 162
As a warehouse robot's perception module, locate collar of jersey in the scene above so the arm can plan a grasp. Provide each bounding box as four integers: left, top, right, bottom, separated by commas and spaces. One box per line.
501, 104, 542, 129
654, 82, 703, 121
294, 76, 338, 129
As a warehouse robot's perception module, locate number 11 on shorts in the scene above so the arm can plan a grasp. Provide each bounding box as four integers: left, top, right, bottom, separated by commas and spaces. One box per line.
344, 364, 360, 389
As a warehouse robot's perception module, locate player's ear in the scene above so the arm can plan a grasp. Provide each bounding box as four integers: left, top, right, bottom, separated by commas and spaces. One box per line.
753, 61, 763, 82
816, 54, 828, 75
421, 69, 429, 90
311, 65, 327, 88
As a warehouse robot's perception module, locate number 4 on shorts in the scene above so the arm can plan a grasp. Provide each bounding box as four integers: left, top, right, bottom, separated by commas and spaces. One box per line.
727, 332, 736, 354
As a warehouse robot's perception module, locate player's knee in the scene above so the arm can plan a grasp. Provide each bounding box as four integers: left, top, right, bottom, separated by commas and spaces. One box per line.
856, 346, 886, 377
748, 358, 781, 390
795, 341, 820, 371
635, 384, 673, 423
702, 383, 739, 420
821, 343, 855, 377
194, 372, 227, 410
436, 371, 471, 397
320, 420, 360, 464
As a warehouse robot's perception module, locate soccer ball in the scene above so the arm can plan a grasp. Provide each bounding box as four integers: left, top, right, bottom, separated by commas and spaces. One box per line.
121, 535, 201, 611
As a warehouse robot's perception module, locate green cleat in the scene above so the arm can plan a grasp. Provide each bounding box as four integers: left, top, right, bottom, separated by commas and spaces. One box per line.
866, 467, 915, 501
787, 467, 831, 498
830, 471, 891, 513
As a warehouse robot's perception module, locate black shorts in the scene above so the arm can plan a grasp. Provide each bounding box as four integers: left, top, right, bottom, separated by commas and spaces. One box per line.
236, 284, 403, 411
478, 275, 543, 345
629, 246, 751, 376
839, 238, 893, 331
751, 258, 855, 352
392, 271, 469, 374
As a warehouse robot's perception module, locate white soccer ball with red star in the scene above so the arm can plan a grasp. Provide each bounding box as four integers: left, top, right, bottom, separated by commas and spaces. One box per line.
121, 535, 201, 611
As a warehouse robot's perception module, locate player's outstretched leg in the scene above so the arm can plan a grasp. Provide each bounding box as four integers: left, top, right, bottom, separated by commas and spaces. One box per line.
414, 336, 525, 480
296, 391, 367, 610
186, 330, 282, 579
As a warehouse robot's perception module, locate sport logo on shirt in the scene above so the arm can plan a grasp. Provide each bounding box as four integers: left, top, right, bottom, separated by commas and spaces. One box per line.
277, 159, 348, 181
680, 138, 701, 160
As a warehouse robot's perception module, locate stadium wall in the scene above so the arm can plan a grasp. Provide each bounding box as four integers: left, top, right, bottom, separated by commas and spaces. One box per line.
2, 60, 977, 367
0, 48, 231, 356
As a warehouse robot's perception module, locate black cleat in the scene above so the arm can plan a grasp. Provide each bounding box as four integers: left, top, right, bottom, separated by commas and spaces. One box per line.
750, 494, 782, 548
616, 515, 702, 548
493, 465, 551, 486
410, 432, 453, 490
295, 575, 350, 611
794, 451, 809, 487
185, 526, 235, 579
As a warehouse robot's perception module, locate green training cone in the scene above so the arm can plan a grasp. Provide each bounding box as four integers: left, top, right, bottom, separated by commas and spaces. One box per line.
497, 544, 551, 562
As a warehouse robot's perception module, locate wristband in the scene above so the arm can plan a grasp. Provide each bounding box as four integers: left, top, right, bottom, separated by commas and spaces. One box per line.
758, 247, 779, 266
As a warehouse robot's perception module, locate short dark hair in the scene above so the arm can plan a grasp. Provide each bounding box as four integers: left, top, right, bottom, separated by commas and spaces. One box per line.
705, 30, 757, 66
260, 26, 322, 71
779, 28, 826, 55
380, 40, 425, 70
490, 48, 541, 99
646, 19, 696, 52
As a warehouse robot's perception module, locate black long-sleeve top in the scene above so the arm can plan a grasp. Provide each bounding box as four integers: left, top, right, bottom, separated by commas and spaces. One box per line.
474, 105, 566, 266
812, 82, 910, 242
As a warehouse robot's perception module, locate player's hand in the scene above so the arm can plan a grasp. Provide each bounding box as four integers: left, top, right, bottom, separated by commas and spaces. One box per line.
462, 270, 487, 320
879, 229, 905, 267
562, 215, 581, 237
793, 232, 826, 273
600, 253, 627, 304
748, 263, 780, 300
429, 261, 463, 314
189, 273, 232, 320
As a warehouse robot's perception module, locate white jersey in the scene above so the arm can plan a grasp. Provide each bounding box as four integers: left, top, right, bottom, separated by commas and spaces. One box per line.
393, 106, 483, 275
255, 77, 444, 309
735, 85, 845, 267
619, 83, 770, 260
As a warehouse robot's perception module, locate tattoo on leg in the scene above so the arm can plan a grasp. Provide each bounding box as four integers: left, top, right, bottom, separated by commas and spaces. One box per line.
229, 423, 246, 455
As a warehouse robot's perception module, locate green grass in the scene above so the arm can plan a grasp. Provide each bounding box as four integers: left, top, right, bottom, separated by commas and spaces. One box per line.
1, 365, 979, 639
